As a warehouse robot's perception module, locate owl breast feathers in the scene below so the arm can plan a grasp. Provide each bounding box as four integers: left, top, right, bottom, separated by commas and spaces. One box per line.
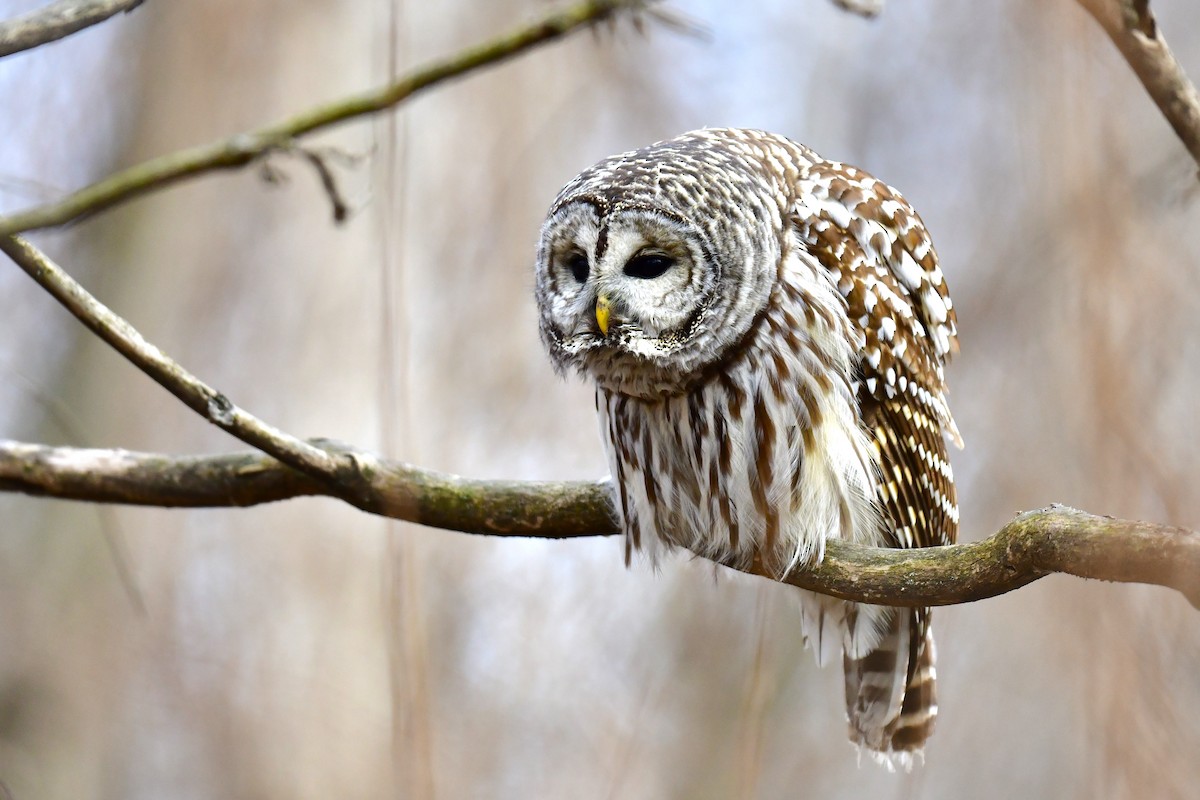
534, 128, 960, 766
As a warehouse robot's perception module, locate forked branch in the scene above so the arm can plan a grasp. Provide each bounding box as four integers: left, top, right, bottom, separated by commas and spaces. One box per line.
0, 235, 358, 491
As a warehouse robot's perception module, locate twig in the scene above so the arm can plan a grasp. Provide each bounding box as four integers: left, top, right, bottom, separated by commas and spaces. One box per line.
830, 0, 885, 18
1076, 0, 1200, 175
0, 235, 358, 492
1, 439, 1196, 609
258, 145, 356, 223
0, 0, 649, 236
292, 146, 352, 224
0, 0, 142, 58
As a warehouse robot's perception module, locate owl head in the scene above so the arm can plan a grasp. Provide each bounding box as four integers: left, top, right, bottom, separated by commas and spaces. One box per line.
535, 129, 808, 398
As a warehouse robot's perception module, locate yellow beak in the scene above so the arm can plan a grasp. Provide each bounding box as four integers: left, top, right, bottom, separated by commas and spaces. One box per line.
595, 294, 612, 336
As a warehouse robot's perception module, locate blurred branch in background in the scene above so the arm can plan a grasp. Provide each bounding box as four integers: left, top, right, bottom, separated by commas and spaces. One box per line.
0, 0, 656, 236
8, 0, 1194, 242
830, 0, 885, 19
0, 0, 1194, 238
1076, 0, 1200, 173
0, 0, 142, 58
1, 439, 1197, 609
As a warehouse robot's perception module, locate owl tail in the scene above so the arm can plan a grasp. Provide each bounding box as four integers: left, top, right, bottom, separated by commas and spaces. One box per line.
842, 607, 937, 770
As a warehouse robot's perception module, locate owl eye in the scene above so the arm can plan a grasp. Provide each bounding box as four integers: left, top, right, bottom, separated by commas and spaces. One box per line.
624, 253, 674, 280
563, 252, 590, 284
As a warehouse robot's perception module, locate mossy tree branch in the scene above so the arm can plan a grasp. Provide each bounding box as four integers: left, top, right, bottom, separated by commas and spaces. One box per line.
2, 439, 1196, 609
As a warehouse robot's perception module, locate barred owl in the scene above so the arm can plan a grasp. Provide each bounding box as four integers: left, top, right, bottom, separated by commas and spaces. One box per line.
534, 128, 960, 765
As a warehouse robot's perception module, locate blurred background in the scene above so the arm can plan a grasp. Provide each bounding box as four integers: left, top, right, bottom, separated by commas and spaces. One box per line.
1, 0, 1198, 797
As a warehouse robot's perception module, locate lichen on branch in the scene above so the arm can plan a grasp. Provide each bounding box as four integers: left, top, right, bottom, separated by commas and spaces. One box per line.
2, 439, 1196, 609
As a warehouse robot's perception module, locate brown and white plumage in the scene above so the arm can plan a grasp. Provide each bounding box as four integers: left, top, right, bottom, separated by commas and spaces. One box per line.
534, 129, 960, 766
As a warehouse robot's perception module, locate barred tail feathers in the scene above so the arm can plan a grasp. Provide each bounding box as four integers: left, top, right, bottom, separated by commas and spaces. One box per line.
843, 608, 938, 769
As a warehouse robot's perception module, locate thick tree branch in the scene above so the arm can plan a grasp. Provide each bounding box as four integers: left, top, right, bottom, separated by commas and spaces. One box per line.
0, 440, 611, 539
1077, 0, 1200, 174
0, 0, 650, 236
2, 440, 1196, 609
0, 0, 142, 58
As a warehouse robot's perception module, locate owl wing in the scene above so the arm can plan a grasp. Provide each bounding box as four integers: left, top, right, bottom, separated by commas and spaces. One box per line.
792, 160, 959, 553
791, 158, 960, 759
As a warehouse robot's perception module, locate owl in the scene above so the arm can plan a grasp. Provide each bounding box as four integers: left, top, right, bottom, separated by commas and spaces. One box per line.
534, 128, 960, 766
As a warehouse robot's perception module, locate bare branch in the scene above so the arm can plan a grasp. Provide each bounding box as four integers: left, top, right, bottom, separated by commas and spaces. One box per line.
258, 144, 359, 224
1077, 0, 1200, 174
0, 0, 651, 236
0, 235, 358, 490
2, 439, 1196, 609
0, 0, 142, 58
291, 146, 352, 224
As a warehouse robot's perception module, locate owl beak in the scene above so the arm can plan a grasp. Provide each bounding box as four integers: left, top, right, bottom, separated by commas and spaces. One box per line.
595, 294, 612, 336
